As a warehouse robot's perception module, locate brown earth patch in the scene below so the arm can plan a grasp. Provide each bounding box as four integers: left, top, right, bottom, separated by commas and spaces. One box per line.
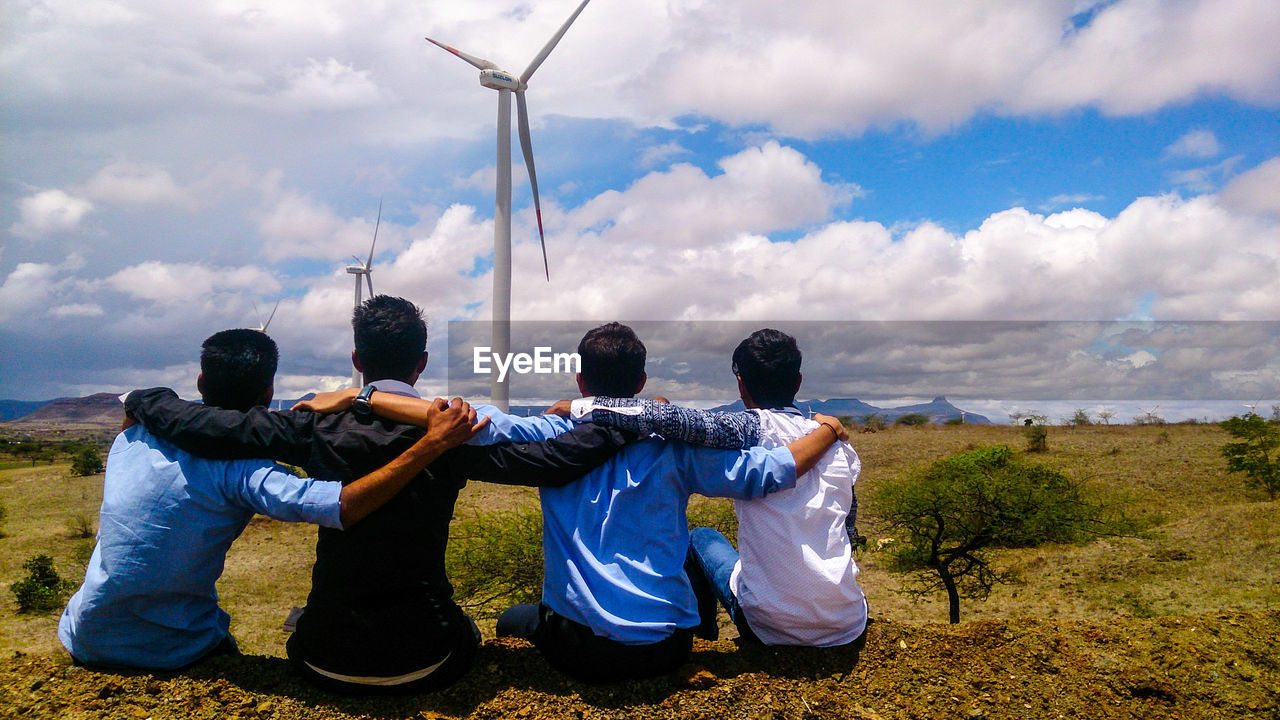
4, 611, 1278, 720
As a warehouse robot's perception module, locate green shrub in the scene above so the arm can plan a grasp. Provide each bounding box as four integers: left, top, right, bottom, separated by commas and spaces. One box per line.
861, 414, 886, 433
66, 511, 96, 539
70, 447, 104, 477
878, 445, 1128, 623
1219, 413, 1280, 499
445, 506, 544, 618
894, 413, 930, 427
11, 554, 75, 613
1024, 423, 1048, 452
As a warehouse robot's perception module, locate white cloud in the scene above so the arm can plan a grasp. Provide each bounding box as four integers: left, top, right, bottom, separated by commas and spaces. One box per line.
1220, 157, 1280, 217
282, 58, 381, 109
83, 161, 193, 207
255, 192, 393, 261
1164, 129, 1221, 160
639, 142, 689, 168
50, 303, 105, 318
495, 145, 1280, 323
104, 261, 280, 303
11, 190, 94, 238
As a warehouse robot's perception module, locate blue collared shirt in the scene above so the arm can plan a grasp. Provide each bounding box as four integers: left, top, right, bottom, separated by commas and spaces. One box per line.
58, 425, 342, 669
475, 406, 797, 644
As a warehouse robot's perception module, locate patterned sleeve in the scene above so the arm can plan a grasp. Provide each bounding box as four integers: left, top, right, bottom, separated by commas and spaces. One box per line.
576, 397, 761, 450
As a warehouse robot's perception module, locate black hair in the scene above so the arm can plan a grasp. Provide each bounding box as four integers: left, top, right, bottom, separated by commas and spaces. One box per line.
200, 329, 278, 411
577, 322, 646, 397
732, 328, 802, 409
352, 295, 428, 382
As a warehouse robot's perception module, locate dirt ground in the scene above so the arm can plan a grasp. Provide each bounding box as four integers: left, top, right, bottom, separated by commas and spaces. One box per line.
3, 610, 1277, 720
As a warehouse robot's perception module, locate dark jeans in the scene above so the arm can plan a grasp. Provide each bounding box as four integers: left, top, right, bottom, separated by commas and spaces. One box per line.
686, 527, 760, 643
497, 603, 693, 684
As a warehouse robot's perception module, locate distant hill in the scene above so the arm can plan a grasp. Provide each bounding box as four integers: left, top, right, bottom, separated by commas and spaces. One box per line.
512, 396, 991, 424
711, 396, 990, 424
5, 393, 124, 428
0, 399, 52, 422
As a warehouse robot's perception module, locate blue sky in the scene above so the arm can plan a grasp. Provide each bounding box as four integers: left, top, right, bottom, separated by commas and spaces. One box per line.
1, 0, 1278, 414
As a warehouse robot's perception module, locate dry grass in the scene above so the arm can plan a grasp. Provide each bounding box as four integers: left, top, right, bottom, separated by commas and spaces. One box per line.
2, 423, 1276, 661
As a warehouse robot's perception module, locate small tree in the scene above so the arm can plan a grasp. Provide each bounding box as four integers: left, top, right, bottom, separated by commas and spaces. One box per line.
11, 554, 75, 613
1096, 409, 1116, 425
861, 414, 886, 433
878, 446, 1116, 623
1068, 409, 1091, 427
70, 447, 104, 477
1219, 413, 1280, 500
895, 413, 931, 427
1024, 423, 1048, 452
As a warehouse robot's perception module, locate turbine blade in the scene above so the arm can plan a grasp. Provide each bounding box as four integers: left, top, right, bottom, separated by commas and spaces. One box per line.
367, 198, 381, 267
352, 255, 362, 265
516, 91, 549, 280
424, 37, 498, 71
520, 0, 592, 83
366, 274, 374, 299
263, 300, 280, 332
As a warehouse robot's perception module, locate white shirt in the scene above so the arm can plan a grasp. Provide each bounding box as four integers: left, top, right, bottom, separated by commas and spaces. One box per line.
729, 407, 867, 646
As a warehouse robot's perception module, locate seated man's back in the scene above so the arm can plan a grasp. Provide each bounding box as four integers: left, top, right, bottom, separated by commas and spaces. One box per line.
60, 426, 342, 669
539, 436, 796, 643
731, 407, 865, 646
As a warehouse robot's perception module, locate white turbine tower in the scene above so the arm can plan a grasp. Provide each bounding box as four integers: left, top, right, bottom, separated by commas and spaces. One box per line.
348, 201, 382, 388
425, 0, 592, 410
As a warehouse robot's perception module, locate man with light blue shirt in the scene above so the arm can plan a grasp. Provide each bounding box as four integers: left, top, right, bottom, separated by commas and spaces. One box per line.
58, 329, 483, 670
472, 323, 846, 682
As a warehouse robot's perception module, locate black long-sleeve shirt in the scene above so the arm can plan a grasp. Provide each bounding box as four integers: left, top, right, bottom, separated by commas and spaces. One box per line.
125, 388, 633, 610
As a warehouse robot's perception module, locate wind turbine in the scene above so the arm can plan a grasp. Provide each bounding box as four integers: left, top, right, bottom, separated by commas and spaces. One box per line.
348, 200, 382, 387
253, 300, 280, 333
1243, 398, 1262, 415
425, 0, 592, 410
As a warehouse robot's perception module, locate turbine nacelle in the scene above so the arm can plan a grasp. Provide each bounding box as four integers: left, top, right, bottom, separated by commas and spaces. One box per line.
480, 69, 524, 92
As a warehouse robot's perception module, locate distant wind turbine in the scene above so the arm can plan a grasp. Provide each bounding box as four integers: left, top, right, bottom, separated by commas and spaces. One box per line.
348, 200, 382, 387
253, 300, 280, 333
1243, 398, 1262, 414
425, 0, 592, 410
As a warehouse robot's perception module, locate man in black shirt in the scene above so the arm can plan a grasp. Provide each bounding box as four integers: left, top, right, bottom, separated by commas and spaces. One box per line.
126, 296, 633, 693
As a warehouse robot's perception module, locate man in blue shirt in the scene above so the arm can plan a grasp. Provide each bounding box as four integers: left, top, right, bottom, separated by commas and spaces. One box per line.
58, 329, 483, 670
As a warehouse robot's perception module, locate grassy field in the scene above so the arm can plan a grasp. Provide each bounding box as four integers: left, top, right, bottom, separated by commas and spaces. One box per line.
1, 422, 1276, 660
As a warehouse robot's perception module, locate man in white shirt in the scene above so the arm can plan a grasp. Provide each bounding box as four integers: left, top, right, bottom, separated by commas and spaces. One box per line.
690, 328, 866, 646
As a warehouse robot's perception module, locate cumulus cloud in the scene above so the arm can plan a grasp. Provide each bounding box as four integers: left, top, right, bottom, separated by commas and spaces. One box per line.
103, 261, 280, 303
494, 144, 1280, 323
1220, 157, 1280, 217
282, 58, 381, 109
1164, 129, 1221, 160
256, 192, 395, 261
83, 161, 194, 207
10, 190, 94, 238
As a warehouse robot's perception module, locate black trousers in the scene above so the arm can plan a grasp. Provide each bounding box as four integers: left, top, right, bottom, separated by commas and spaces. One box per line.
497, 603, 693, 684
287, 595, 480, 695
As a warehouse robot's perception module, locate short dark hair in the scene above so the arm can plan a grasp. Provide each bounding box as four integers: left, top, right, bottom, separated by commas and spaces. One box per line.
353, 295, 428, 382
578, 322, 646, 397
200, 329, 278, 411
732, 328, 802, 409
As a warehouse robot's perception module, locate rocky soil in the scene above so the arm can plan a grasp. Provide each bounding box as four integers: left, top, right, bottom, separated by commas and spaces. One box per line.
4, 611, 1278, 720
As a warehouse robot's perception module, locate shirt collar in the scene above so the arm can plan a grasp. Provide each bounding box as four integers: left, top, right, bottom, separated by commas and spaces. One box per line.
368, 379, 420, 398
773, 405, 804, 417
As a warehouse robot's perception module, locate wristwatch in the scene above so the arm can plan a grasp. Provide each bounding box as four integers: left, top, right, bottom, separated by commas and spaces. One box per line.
352, 384, 377, 417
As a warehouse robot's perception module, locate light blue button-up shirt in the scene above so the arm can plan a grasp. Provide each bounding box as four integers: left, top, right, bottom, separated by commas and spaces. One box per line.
58, 425, 342, 669
474, 405, 797, 644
